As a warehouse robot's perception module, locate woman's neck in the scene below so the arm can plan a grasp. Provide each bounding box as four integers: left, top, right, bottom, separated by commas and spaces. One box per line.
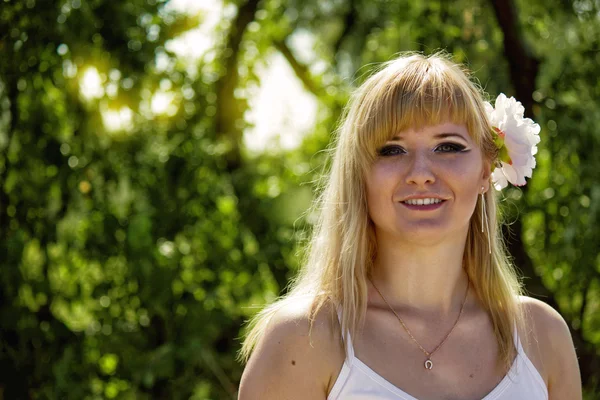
369, 231, 470, 318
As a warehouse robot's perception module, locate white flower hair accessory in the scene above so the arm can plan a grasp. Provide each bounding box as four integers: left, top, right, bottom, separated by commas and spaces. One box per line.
485, 93, 541, 190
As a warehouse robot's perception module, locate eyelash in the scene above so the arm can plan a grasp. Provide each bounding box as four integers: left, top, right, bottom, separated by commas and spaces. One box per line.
377, 143, 467, 156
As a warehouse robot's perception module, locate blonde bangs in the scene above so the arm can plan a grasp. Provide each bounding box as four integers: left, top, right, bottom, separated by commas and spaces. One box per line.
353, 55, 488, 169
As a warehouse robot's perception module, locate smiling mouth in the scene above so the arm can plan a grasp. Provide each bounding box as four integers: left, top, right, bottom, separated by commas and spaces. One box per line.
401, 198, 446, 206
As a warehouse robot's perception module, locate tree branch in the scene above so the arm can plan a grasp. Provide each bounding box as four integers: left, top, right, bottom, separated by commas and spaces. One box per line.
578, 280, 590, 333
490, 0, 598, 387
272, 39, 325, 98
489, 0, 539, 113
333, 0, 358, 54
216, 0, 261, 172
0, 76, 17, 241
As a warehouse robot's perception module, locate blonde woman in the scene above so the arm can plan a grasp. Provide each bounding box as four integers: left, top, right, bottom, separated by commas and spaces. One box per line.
237, 53, 581, 399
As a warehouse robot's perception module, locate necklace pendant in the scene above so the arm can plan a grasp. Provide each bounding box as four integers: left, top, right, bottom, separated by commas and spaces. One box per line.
424, 359, 433, 370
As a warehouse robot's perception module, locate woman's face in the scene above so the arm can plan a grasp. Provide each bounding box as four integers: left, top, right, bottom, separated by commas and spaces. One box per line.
365, 122, 490, 245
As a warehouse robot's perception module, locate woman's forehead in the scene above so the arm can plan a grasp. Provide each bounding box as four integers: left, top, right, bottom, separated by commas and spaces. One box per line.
381, 123, 478, 149
387, 122, 470, 141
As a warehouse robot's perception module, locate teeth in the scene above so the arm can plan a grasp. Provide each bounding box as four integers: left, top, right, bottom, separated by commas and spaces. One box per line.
404, 198, 443, 205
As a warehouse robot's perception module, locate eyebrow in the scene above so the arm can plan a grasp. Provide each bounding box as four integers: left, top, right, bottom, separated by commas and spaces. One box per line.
389, 132, 468, 141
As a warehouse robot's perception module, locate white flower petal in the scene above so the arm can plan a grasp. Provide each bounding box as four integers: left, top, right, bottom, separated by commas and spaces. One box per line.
506, 163, 527, 186
488, 94, 540, 188
491, 168, 508, 191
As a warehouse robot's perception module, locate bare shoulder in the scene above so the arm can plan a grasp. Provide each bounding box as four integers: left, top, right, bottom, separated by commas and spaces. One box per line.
519, 295, 570, 336
238, 297, 345, 400
518, 295, 582, 399
518, 296, 574, 357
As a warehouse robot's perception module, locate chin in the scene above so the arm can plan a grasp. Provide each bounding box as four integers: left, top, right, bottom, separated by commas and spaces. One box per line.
393, 220, 470, 247
398, 230, 450, 247
382, 218, 453, 241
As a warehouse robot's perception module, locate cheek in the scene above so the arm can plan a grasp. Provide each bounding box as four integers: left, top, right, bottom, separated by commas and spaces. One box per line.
441, 155, 476, 174
443, 155, 484, 185
366, 164, 397, 196
449, 161, 484, 210
365, 165, 397, 215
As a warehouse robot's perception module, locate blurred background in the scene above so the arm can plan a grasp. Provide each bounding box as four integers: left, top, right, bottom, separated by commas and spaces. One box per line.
0, 0, 599, 398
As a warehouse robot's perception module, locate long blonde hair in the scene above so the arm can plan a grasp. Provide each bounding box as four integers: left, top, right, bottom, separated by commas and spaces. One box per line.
238, 51, 524, 372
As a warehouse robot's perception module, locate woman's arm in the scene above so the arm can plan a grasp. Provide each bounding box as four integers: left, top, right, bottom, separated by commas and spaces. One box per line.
238, 302, 342, 400
522, 296, 582, 400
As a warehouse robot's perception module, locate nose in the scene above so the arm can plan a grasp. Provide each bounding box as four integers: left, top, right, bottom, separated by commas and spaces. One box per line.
405, 151, 436, 186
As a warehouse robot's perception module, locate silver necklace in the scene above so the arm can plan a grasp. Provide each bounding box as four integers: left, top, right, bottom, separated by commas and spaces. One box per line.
369, 276, 469, 370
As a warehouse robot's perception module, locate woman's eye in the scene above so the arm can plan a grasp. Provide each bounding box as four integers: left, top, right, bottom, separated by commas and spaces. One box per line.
377, 145, 406, 156
435, 143, 466, 153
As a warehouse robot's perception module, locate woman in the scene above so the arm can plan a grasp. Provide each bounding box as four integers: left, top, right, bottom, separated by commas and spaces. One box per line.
237, 52, 581, 399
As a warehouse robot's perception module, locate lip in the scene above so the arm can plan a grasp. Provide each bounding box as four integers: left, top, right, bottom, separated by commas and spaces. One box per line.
400, 194, 448, 201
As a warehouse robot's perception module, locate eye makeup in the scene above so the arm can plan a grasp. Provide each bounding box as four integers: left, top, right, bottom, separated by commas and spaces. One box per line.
377, 142, 469, 157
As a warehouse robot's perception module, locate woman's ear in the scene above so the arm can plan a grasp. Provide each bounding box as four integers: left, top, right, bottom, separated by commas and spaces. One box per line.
481, 159, 492, 192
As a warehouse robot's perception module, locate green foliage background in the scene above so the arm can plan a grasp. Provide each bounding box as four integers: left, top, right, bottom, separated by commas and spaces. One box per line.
0, 0, 598, 398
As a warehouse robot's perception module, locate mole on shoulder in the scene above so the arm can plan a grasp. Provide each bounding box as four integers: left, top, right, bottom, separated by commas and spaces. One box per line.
469, 373, 474, 378
291, 360, 296, 366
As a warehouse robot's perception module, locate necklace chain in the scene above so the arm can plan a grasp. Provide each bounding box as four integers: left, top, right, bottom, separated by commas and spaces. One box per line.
368, 275, 470, 370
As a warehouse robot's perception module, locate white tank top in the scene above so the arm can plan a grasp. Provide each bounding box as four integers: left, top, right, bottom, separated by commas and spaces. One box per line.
328, 307, 548, 400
